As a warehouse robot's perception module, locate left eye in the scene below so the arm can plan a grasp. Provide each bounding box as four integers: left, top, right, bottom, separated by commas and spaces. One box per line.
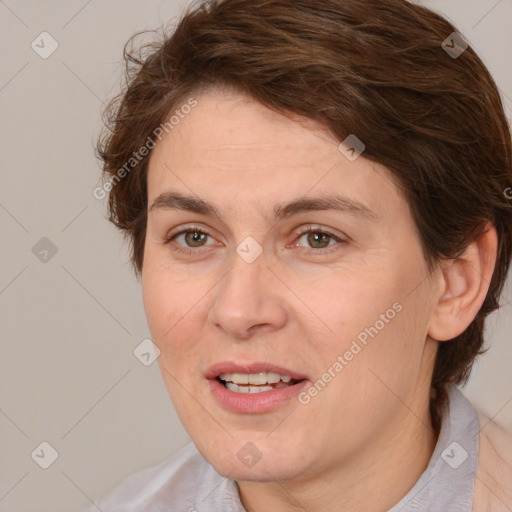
295, 227, 341, 250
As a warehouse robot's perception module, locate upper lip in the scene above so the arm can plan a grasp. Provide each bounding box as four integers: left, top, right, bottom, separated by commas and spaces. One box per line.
206, 361, 309, 381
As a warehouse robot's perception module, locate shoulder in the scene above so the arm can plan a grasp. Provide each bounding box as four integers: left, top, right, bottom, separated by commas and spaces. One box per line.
81, 442, 232, 512
472, 408, 512, 512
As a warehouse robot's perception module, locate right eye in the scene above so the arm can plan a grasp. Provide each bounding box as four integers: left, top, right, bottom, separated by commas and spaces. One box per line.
163, 226, 217, 255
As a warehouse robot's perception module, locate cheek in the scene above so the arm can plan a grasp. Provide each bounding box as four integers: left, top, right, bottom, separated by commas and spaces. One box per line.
308, 302, 431, 449
141, 260, 208, 373
142, 270, 171, 334
142, 275, 189, 372
141, 244, 192, 334
327, 281, 433, 415
305, 261, 430, 391
296, 269, 402, 350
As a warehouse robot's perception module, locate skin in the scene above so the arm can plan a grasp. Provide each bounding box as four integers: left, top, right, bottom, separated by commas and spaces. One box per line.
141, 87, 497, 512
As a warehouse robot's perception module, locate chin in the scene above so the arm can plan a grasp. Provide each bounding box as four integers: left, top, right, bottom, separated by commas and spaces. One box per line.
198, 439, 309, 482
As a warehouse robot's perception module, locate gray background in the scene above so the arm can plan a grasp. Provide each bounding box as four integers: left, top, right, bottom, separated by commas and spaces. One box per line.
0, 1, 511, 511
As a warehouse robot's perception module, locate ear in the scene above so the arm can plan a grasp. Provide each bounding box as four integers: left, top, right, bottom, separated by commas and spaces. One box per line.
428, 222, 498, 342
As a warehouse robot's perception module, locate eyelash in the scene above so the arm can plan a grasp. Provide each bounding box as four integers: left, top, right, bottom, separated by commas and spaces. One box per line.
163, 224, 347, 256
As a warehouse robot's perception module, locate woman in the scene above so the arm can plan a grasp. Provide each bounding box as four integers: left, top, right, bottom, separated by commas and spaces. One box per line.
85, 0, 512, 510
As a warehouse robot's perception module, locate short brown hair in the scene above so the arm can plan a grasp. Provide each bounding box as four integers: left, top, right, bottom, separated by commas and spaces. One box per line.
96, 0, 512, 432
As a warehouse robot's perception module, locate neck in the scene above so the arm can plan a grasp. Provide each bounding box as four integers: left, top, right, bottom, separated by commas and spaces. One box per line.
237, 396, 438, 512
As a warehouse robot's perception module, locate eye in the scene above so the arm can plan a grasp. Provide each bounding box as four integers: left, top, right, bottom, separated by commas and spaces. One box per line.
163, 225, 216, 255
293, 226, 347, 254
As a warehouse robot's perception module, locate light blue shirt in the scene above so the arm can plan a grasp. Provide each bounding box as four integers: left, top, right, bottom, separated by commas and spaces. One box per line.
82, 384, 479, 511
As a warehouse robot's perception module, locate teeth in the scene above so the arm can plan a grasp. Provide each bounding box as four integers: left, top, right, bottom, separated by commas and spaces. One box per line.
225, 382, 274, 394
219, 372, 292, 385
232, 373, 249, 384
249, 372, 279, 385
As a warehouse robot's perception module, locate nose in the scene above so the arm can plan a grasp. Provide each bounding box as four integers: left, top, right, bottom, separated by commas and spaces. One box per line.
207, 252, 288, 340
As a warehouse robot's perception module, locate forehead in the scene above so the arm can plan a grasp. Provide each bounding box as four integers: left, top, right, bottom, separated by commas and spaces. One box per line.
153, 90, 337, 167
146, 90, 404, 222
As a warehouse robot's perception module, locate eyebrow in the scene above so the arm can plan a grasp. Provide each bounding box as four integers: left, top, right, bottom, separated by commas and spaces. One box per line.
149, 191, 378, 222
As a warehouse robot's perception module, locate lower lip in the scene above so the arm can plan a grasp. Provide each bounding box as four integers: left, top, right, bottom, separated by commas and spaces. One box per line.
208, 378, 309, 414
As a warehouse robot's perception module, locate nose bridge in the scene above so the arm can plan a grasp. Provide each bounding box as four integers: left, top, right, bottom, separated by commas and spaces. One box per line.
208, 247, 287, 338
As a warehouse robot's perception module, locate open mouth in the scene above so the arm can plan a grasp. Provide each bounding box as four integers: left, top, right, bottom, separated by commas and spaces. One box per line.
216, 372, 303, 394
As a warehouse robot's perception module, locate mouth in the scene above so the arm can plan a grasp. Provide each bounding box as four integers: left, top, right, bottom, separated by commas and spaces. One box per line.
216, 372, 303, 394
206, 362, 309, 413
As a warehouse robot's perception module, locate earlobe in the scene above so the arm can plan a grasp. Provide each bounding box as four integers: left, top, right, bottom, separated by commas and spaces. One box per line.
427, 223, 498, 342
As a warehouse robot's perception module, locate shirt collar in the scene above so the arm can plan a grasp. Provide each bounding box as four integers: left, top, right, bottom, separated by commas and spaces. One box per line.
388, 383, 478, 512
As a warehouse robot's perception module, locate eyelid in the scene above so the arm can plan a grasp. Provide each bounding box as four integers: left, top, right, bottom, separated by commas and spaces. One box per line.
294, 224, 346, 240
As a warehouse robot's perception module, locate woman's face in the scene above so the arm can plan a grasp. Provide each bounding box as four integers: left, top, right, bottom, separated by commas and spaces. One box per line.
142, 89, 440, 482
